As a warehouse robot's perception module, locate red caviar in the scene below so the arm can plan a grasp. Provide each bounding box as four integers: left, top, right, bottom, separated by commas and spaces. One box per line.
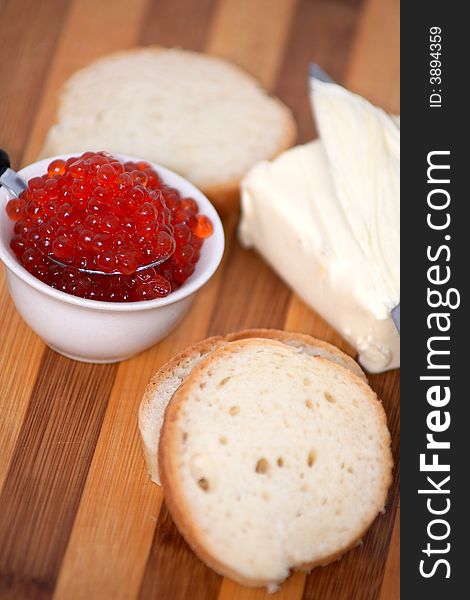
5, 152, 213, 302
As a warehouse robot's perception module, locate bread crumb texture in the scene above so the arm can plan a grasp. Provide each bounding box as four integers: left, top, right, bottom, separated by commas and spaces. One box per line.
161, 340, 392, 586
139, 330, 365, 486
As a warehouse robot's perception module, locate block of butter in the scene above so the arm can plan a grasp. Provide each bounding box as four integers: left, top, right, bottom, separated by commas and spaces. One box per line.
239, 79, 399, 373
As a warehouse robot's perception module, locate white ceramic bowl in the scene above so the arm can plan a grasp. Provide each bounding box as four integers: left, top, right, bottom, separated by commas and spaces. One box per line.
0, 154, 224, 363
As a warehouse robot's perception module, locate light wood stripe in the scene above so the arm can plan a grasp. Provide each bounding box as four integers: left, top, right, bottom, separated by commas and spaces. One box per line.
275, 0, 363, 143
379, 507, 400, 600
206, 0, 298, 88
52, 354, 166, 600
53, 219, 235, 600
219, 571, 307, 600
0, 0, 71, 494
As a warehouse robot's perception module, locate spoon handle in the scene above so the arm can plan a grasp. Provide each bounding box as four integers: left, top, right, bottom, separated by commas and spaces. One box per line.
0, 149, 11, 176
0, 149, 28, 196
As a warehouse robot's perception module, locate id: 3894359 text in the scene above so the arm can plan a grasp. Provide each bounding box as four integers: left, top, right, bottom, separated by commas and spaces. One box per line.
429, 26, 442, 108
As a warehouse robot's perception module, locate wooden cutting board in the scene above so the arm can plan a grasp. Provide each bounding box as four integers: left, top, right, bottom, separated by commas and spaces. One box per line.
0, 0, 400, 598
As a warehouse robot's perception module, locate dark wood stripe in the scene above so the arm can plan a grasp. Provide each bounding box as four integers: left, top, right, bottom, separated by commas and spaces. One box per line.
139, 0, 217, 48
207, 237, 292, 335
139, 503, 222, 600
0, 0, 71, 166
275, 0, 365, 143
0, 350, 117, 600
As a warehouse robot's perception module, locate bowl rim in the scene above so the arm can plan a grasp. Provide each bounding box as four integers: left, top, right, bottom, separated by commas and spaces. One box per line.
0, 153, 225, 312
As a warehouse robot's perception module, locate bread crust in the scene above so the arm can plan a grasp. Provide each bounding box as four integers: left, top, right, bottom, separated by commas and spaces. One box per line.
226, 328, 366, 381
41, 129, 294, 216
138, 336, 227, 481
138, 335, 226, 427
201, 109, 297, 214
159, 339, 393, 588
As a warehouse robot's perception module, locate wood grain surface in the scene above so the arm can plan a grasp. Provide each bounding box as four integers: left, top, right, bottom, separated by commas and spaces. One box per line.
0, 0, 400, 598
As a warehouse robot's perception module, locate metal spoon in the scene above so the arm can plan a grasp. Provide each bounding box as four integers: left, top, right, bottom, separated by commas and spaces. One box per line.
0, 150, 169, 276
0, 149, 27, 196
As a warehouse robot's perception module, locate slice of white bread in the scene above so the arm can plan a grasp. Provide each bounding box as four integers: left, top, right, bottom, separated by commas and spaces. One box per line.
159, 338, 392, 588
139, 329, 365, 484
40, 47, 296, 208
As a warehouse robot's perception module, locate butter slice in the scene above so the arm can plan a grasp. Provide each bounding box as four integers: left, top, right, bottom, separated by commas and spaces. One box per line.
311, 78, 400, 308
239, 139, 399, 373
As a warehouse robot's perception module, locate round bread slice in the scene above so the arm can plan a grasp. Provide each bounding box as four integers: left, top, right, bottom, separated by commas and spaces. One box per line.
159, 338, 392, 588
139, 329, 366, 484
40, 47, 296, 208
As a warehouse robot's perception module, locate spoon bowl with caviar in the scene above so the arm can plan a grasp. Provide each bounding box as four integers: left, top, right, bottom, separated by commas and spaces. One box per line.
1, 149, 171, 277
0, 151, 224, 362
